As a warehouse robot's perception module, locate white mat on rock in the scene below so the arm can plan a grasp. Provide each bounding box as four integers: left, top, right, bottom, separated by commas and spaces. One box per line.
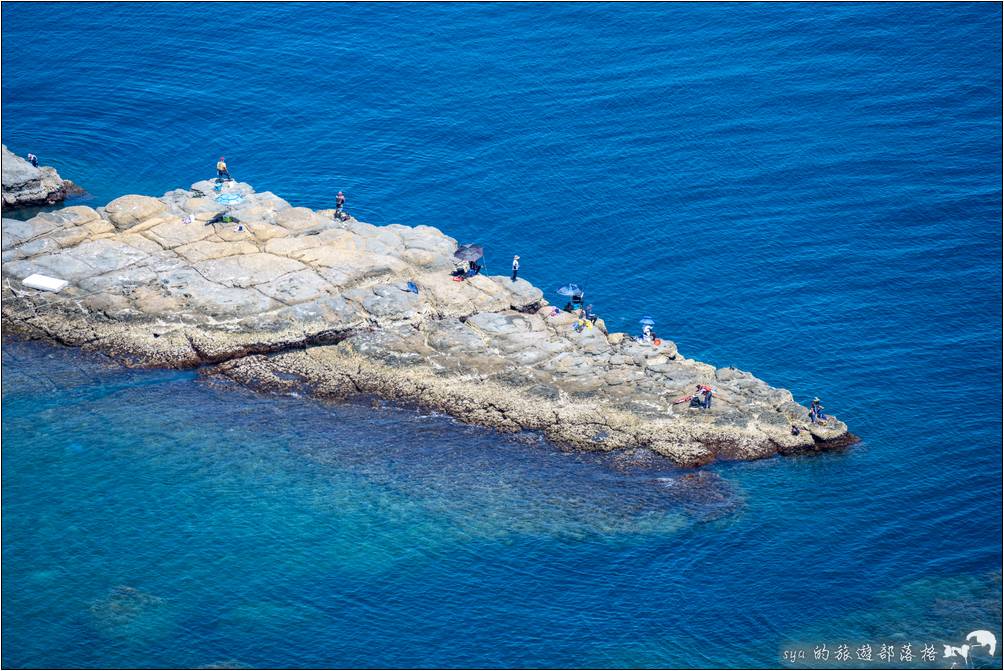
23, 273, 68, 293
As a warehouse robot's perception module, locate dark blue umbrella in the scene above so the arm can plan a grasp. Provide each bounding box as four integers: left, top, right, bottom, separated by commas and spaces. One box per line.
454, 244, 484, 262
639, 316, 656, 326
557, 284, 583, 297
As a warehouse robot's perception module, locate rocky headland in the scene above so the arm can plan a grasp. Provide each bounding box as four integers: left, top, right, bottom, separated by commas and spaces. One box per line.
2, 145, 84, 209
1, 180, 857, 466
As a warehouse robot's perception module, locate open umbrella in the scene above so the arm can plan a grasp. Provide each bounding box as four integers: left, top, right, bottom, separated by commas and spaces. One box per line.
557, 284, 583, 297
639, 316, 656, 326
454, 244, 484, 262
215, 193, 245, 206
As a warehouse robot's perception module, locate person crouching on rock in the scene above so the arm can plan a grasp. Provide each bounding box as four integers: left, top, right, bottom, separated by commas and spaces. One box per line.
511, 255, 519, 282
692, 384, 715, 410
216, 156, 232, 182
27, 152, 38, 168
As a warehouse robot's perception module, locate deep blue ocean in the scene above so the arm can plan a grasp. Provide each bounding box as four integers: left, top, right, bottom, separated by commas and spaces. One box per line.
2, 3, 1002, 668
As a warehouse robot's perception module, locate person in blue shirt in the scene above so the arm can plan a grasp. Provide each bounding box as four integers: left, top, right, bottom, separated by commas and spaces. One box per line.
809, 397, 827, 423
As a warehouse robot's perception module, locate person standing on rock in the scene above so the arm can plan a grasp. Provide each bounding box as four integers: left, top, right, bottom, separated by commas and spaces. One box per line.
27, 153, 38, 168
511, 255, 520, 282
809, 397, 826, 424
216, 157, 232, 182
335, 191, 346, 213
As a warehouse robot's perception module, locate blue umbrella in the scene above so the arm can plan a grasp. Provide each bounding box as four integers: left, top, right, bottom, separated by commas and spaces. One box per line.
557, 284, 583, 297
639, 316, 656, 326
216, 193, 244, 205
454, 244, 484, 262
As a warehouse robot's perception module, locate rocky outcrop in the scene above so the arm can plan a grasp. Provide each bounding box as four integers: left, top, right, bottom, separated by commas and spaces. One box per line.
1, 180, 857, 466
2, 145, 83, 209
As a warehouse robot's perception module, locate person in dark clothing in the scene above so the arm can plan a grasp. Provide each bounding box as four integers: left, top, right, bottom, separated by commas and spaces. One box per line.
335, 191, 346, 212
809, 397, 826, 424
511, 255, 520, 282
466, 260, 482, 277
27, 153, 38, 168
563, 301, 575, 313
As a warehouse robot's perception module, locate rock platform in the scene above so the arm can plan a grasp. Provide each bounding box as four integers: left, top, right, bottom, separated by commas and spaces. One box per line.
1, 180, 857, 466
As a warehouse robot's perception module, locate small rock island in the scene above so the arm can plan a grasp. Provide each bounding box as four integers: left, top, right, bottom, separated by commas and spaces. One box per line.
1, 180, 856, 466
2, 145, 83, 209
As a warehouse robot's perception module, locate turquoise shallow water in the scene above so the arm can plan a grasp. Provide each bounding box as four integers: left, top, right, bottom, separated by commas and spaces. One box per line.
3, 340, 999, 669
2, 2, 1002, 668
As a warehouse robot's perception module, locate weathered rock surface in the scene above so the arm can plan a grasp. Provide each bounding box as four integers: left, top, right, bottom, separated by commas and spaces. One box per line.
1, 180, 857, 466
1, 145, 82, 209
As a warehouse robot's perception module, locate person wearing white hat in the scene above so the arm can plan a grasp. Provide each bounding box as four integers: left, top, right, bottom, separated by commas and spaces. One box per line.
511, 255, 520, 282
809, 397, 826, 424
